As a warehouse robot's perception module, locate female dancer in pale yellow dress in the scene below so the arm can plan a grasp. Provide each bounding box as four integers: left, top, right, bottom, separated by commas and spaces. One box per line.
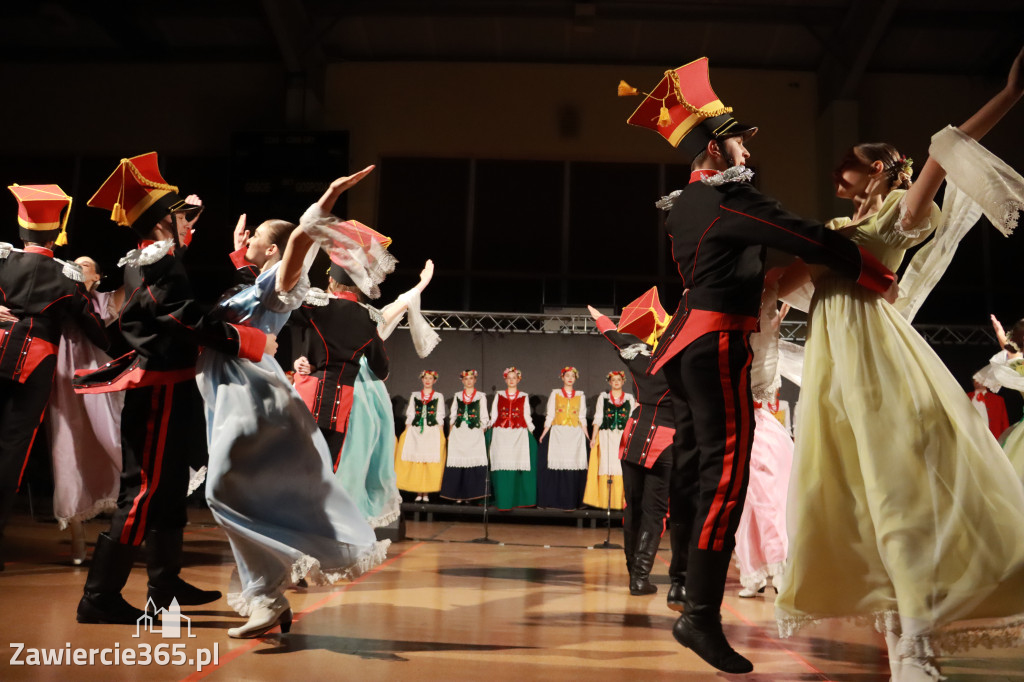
776, 48, 1024, 681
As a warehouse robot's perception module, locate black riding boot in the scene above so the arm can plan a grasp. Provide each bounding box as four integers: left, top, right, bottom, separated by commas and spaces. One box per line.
629, 530, 660, 595
671, 548, 752, 673
666, 520, 689, 611
77, 533, 145, 624
145, 528, 221, 611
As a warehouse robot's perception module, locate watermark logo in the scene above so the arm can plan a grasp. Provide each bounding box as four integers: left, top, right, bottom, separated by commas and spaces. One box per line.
134, 598, 196, 639
11, 597, 217, 672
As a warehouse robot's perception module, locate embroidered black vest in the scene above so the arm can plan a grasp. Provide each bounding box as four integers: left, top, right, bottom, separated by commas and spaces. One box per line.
600, 398, 631, 430
455, 399, 481, 428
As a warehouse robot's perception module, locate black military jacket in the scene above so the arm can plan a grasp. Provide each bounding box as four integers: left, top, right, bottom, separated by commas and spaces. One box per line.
597, 316, 676, 468
0, 244, 109, 382
650, 171, 894, 373
75, 241, 265, 392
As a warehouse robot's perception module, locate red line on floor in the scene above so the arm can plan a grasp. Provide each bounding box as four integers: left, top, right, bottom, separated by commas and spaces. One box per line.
179, 541, 425, 681
655, 554, 834, 681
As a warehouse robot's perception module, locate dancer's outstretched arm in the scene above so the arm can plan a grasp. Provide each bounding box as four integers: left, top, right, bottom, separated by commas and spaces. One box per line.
379, 260, 434, 328
278, 165, 376, 292
900, 47, 1023, 229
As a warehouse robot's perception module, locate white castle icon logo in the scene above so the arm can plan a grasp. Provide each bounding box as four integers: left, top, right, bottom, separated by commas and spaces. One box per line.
133, 598, 197, 639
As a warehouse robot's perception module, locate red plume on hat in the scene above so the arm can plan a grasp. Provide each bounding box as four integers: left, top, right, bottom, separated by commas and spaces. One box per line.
618, 286, 671, 346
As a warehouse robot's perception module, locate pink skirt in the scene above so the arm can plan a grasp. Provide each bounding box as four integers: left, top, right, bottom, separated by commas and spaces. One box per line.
733, 407, 793, 590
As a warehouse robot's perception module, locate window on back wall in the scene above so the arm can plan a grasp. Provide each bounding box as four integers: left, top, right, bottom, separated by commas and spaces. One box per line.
377, 156, 687, 313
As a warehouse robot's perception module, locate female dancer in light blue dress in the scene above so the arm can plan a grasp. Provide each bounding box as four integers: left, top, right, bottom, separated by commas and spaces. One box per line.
197, 167, 388, 638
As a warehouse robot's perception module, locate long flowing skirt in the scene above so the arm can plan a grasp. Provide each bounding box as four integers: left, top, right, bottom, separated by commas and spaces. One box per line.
47, 326, 122, 528
1000, 420, 1024, 484
441, 423, 489, 500
197, 351, 388, 615
537, 426, 587, 510
395, 424, 446, 493
776, 277, 1024, 652
582, 428, 625, 510
487, 428, 537, 509
335, 357, 402, 526
734, 408, 792, 590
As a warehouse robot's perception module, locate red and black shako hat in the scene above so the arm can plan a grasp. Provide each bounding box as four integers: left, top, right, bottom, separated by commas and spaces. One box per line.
619, 57, 757, 162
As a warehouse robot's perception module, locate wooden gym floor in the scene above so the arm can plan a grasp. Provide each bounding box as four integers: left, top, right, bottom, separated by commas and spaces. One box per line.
0, 509, 1022, 681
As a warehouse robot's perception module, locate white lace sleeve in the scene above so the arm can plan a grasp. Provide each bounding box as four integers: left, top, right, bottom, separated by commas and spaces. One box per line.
299, 204, 397, 300
400, 289, 440, 358
894, 126, 1024, 322
930, 125, 1023, 236
373, 289, 440, 358
972, 363, 1002, 393
478, 393, 489, 426
749, 286, 782, 401
544, 390, 556, 428
777, 339, 805, 388
986, 351, 1024, 392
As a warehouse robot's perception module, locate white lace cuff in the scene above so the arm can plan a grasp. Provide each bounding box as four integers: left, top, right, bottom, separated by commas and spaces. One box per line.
619, 343, 650, 360
303, 287, 329, 306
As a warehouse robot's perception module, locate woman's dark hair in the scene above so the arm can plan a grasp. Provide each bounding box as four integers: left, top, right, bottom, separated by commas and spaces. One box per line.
1006, 318, 1024, 353
837, 142, 913, 192
261, 219, 298, 252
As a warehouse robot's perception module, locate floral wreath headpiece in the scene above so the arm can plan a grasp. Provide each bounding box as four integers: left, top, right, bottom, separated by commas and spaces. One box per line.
895, 155, 914, 177
503, 366, 522, 379
419, 370, 439, 381
606, 371, 626, 382
560, 366, 579, 378
460, 369, 478, 379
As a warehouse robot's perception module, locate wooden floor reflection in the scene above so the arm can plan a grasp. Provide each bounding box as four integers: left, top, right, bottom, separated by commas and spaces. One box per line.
1, 510, 1022, 681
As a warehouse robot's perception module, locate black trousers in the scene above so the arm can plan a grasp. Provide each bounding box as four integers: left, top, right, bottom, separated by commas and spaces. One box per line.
106, 381, 195, 547
621, 456, 671, 562
320, 427, 348, 474
663, 330, 754, 607
0, 357, 56, 540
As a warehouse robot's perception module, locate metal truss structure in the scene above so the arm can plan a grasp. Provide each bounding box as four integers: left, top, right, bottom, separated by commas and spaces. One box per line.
413, 311, 997, 347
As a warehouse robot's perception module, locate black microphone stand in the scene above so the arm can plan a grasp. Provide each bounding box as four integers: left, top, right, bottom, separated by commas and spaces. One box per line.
471, 436, 498, 545
591, 432, 621, 550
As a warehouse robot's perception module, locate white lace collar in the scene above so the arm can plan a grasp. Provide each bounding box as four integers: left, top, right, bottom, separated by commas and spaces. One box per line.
655, 166, 755, 211
701, 165, 754, 186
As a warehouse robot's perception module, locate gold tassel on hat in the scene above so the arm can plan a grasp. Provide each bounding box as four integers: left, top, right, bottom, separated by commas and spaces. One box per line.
657, 105, 672, 127
618, 80, 639, 97
55, 194, 72, 246
111, 202, 129, 227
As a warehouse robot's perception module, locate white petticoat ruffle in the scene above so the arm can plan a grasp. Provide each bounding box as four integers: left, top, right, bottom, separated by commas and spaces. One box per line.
226, 539, 391, 616
777, 608, 1024, 656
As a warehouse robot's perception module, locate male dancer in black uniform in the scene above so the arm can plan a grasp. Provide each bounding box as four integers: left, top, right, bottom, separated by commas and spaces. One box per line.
74, 153, 275, 623
0, 185, 109, 568
622, 58, 898, 673
588, 289, 677, 598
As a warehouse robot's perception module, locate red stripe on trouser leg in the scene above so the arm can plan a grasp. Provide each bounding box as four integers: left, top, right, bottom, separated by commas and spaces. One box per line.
713, 337, 753, 550
132, 383, 174, 545
119, 385, 173, 545
698, 332, 738, 551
